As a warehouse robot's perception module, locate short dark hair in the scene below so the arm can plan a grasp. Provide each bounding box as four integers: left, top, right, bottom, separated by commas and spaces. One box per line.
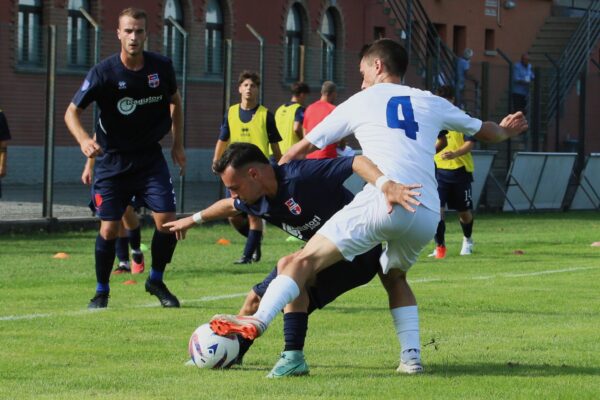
119, 7, 147, 23
435, 85, 455, 100
291, 82, 310, 96
359, 38, 408, 79
320, 81, 336, 95
213, 143, 269, 174
238, 70, 261, 86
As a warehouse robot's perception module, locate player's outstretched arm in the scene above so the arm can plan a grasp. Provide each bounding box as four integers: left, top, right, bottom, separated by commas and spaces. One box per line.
352, 155, 422, 213
65, 103, 102, 158
279, 137, 318, 164
163, 198, 239, 240
170, 91, 186, 176
475, 111, 528, 143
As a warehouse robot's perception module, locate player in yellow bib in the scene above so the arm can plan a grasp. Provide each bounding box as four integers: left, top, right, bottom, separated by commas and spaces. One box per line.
429, 85, 476, 259
213, 71, 282, 264
274, 82, 310, 155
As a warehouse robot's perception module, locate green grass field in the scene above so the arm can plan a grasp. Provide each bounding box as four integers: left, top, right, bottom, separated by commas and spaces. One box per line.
1, 212, 599, 399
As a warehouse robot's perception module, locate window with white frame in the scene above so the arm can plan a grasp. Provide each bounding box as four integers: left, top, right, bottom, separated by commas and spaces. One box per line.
285, 4, 303, 81
163, 0, 184, 72
321, 8, 336, 82
18, 0, 43, 65
67, 0, 90, 67
205, 0, 223, 75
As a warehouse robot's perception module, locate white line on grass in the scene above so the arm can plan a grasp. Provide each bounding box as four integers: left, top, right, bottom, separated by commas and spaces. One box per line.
0, 292, 248, 321
1, 266, 598, 322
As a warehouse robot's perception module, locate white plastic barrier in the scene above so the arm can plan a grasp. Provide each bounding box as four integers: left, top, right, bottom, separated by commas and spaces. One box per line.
503, 152, 576, 212
570, 153, 600, 210
471, 150, 497, 210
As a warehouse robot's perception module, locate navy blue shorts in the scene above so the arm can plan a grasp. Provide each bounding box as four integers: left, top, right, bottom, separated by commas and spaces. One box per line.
252, 244, 381, 313
92, 153, 176, 221
438, 181, 473, 211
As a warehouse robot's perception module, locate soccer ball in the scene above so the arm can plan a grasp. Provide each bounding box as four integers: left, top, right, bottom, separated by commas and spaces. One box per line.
188, 323, 240, 369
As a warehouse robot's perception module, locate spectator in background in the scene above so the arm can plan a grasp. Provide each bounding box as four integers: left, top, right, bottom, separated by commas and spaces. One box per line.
274, 82, 310, 155
455, 48, 473, 108
512, 53, 535, 115
303, 81, 337, 159
0, 108, 11, 198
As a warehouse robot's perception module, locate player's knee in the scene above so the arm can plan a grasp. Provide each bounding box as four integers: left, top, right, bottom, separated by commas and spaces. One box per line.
378, 269, 407, 292
99, 225, 119, 240
278, 253, 316, 277
276, 253, 296, 273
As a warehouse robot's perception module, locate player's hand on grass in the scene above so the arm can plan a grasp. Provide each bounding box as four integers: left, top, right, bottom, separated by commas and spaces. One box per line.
80, 138, 102, 158
163, 216, 194, 240
172, 144, 186, 176
500, 111, 528, 137
382, 182, 422, 213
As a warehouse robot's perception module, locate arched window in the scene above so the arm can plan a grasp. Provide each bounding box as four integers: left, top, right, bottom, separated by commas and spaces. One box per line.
18, 0, 42, 65
67, 0, 90, 67
285, 4, 303, 81
205, 0, 223, 75
163, 0, 184, 72
321, 8, 337, 82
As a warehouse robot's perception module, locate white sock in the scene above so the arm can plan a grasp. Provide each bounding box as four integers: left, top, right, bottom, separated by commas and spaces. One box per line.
390, 306, 421, 360
253, 275, 300, 326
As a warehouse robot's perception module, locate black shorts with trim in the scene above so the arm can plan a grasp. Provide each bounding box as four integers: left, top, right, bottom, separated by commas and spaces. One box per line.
252, 244, 382, 314
438, 180, 473, 211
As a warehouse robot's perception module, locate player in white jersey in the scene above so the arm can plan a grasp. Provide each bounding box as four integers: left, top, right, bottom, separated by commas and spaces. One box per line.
210, 38, 528, 375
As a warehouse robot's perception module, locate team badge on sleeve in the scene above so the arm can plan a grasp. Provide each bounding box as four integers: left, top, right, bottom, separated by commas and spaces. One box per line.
147, 73, 160, 88
284, 198, 302, 215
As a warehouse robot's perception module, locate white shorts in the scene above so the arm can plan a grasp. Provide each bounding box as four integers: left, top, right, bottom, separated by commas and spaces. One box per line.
317, 185, 439, 274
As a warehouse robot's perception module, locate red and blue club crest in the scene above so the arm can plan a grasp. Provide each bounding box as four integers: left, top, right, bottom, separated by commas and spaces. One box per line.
147, 73, 160, 88
284, 198, 302, 215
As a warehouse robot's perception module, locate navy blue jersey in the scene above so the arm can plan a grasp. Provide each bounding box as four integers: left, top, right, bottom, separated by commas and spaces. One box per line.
0, 110, 11, 141
234, 157, 354, 240
218, 106, 282, 143
72, 52, 177, 153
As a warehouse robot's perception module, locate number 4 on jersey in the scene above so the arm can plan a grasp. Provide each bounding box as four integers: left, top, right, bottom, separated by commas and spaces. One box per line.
386, 96, 419, 140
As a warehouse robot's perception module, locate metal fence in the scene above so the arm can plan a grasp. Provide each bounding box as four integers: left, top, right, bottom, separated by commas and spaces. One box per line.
0, 21, 364, 223
0, 16, 598, 224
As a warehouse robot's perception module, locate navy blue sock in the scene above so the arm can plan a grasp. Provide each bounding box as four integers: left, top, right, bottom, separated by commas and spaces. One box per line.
150, 229, 177, 276
435, 220, 446, 246
128, 226, 141, 251
237, 337, 254, 360
243, 229, 262, 259
461, 220, 473, 238
96, 282, 110, 293
283, 312, 308, 351
149, 269, 164, 282
115, 237, 129, 262
95, 235, 116, 288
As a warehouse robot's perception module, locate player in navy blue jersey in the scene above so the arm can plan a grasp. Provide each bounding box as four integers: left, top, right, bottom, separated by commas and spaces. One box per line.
65, 7, 186, 309
164, 142, 419, 377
